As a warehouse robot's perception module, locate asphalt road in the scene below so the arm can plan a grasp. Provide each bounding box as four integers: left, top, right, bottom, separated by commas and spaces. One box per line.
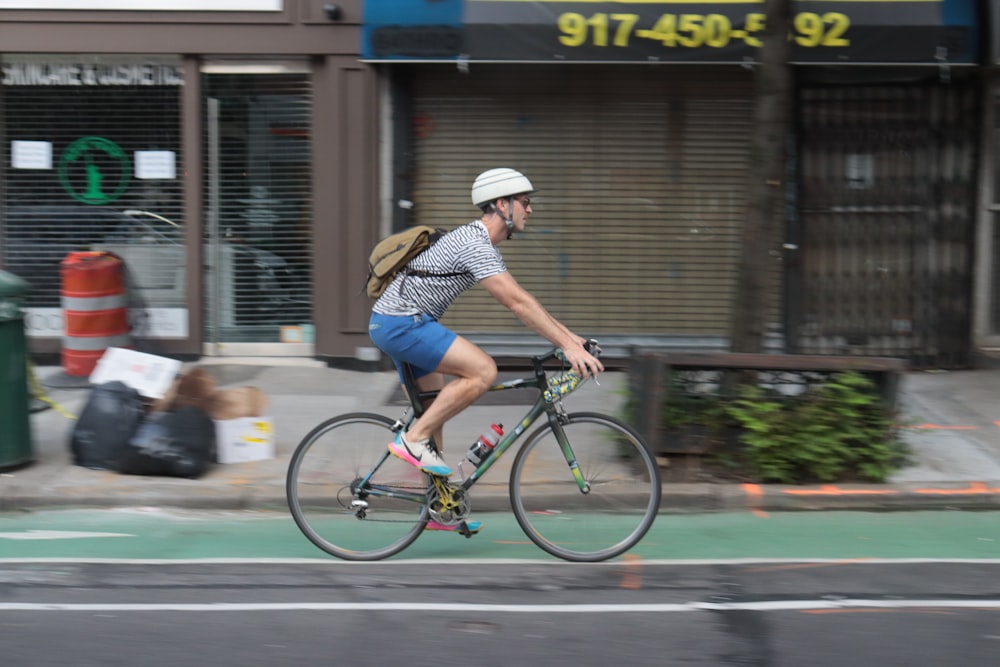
3, 560, 1000, 666
3, 510, 1000, 666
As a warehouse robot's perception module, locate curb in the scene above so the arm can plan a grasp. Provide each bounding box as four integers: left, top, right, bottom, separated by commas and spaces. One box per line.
5, 481, 1000, 514
735, 482, 1000, 514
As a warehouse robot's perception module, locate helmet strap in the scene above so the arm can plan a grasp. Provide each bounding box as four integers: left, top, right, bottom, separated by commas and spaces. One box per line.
503, 196, 515, 238
484, 197, 516, 240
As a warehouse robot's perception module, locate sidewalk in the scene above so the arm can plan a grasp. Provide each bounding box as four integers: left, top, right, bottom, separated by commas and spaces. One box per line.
3, 360, 1000, 513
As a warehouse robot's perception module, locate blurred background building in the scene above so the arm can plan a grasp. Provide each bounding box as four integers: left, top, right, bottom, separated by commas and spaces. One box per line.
0, 0, 998, 369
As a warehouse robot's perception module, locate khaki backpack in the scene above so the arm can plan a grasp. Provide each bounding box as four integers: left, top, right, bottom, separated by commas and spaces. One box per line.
365, 225, 456, 298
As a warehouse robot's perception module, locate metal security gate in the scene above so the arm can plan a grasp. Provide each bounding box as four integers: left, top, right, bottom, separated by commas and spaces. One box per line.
988, 88, 1000, 346
0, 56, 184, 342
406, 64, 754, 354
993, 201, 1000, 339
791, 82, 980, 368
202, 65, 313, 347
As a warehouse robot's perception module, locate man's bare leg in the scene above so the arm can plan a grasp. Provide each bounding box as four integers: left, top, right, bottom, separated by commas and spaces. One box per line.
404, 336, 497, 446
410, 372, 444, 453
405, 337, 493, 533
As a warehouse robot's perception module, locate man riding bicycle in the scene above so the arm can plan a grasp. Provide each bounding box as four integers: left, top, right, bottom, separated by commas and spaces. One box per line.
368, 168, 604, 532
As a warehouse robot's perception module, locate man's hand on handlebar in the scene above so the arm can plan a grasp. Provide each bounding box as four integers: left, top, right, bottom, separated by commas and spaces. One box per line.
563, 338, 604, 379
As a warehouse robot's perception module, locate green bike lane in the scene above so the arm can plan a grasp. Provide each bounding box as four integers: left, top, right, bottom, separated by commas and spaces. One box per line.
2, 509, 999, 561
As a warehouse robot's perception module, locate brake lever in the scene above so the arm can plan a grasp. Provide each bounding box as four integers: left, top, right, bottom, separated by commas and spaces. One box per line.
585, 338, 602, 385
554, 339, 602, 383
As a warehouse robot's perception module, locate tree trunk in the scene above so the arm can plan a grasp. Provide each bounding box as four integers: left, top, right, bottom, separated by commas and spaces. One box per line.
729, 0, 793, 353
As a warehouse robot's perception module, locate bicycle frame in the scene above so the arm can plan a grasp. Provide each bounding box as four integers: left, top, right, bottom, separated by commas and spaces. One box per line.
354, 350, 587, 509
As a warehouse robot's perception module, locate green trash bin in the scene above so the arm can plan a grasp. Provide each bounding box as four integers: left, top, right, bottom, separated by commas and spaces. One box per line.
0, 270, 32, 471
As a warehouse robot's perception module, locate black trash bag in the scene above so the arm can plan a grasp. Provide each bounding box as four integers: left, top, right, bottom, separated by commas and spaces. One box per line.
69, 381, 145, 470
118, 406, 217, 479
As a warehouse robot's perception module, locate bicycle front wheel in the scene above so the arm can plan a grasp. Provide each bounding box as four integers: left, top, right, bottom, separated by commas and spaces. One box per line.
286, 412, 428, 561
509, 412, 661, 562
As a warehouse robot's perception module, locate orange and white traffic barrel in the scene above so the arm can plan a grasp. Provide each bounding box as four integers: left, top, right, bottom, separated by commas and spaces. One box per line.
60, 251, 130, 377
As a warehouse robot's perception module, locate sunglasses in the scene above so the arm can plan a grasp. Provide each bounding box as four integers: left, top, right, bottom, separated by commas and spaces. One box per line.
515, 196, 531, 208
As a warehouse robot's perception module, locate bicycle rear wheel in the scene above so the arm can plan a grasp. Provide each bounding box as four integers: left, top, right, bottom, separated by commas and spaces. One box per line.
286, 412, 428, 561
509, 412, 661, 562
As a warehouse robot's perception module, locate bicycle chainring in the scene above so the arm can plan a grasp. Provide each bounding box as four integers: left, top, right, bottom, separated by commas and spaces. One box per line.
426, 483, 471, 526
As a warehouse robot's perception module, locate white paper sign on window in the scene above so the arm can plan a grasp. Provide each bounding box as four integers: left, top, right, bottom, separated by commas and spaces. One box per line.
11, 140, 52, 169
845, 154, 875, 190
135, 151, 176, 180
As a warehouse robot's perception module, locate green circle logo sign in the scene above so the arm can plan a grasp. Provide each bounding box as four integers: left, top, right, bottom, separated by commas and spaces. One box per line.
58, 136, 132, 205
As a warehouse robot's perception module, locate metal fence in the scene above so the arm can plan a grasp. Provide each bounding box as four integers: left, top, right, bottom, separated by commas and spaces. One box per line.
790, 80, 980, 369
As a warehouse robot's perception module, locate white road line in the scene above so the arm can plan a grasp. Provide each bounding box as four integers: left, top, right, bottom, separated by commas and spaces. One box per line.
0, 530, 134, 540
4, 557, 1000, 565
2, 599, 1000, 613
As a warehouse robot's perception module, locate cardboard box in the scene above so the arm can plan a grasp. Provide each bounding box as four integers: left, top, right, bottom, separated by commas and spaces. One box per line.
89, 347, 182, 400
215, 416, 275, 464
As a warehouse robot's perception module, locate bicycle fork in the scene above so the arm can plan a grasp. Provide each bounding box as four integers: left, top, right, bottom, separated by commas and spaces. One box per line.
547, 413, 591, 495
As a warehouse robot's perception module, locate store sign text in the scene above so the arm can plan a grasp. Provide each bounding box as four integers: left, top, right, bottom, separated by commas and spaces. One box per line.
364, 0, 975, 65
2, 63, 183, 87
557, 12, 850, 50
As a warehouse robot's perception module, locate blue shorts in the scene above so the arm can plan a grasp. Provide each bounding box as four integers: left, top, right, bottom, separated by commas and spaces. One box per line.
369, 312, 457, 381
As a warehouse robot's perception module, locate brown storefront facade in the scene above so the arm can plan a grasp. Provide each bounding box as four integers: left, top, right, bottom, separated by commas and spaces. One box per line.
1, 0, 995, 370
361, 0, 987, 368
0, 0, 379, 362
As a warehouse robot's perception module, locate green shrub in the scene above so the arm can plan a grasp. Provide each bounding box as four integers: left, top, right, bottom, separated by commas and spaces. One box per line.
723, 371, 904, 483
624, 369, 906, 484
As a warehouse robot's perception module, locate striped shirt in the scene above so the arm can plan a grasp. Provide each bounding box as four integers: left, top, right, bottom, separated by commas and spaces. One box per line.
372, 220, 506, 320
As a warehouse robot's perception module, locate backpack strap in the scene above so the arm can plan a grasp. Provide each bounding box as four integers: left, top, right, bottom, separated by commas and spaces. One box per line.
396, 265, 467, 295
401, 267, 466, 279
388, 227, 466, 291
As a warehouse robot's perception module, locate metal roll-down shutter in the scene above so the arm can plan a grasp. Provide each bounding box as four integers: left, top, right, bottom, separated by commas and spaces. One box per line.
407, 64, 753, 349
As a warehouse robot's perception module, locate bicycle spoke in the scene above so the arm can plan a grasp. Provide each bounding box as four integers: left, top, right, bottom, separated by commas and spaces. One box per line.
286, 413, 428, 560
510, 412, 661, 562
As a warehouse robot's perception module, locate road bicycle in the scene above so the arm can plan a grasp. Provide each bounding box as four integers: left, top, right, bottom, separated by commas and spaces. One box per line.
286, 341, 661, 562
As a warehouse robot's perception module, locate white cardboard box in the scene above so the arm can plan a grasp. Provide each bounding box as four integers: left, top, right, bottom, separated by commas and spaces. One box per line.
89, 347, 182, 399
215, 416, 275, 464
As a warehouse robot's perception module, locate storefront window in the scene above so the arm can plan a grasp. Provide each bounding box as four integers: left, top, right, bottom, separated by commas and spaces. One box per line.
202, 68, 313, 344
1, 55, 184, 339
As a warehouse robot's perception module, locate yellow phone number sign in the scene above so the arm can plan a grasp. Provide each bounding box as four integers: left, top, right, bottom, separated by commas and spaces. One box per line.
557, 11, 850, 49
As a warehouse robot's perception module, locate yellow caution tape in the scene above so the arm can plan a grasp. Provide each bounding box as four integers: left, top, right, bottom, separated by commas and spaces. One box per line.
27, 360, 78, 420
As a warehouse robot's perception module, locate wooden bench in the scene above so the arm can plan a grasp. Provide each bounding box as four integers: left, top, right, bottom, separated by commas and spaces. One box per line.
629, 352, 908, 455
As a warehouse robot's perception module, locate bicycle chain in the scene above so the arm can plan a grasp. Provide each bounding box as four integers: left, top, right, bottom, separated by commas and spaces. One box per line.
342, 476, 470, 526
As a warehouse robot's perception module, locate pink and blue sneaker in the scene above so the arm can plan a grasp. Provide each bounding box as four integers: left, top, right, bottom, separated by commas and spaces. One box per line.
387, 431, 452, 477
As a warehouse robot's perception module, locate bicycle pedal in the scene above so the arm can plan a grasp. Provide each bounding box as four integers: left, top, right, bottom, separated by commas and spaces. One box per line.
458, 521, 480, 538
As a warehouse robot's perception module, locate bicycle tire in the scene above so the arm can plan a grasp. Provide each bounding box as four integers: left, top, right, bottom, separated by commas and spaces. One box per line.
286, 412, 428, 561
509, 412, 661, 562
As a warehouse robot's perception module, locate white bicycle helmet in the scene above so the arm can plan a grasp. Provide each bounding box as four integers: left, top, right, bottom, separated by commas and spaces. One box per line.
471, 168, 534, 208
